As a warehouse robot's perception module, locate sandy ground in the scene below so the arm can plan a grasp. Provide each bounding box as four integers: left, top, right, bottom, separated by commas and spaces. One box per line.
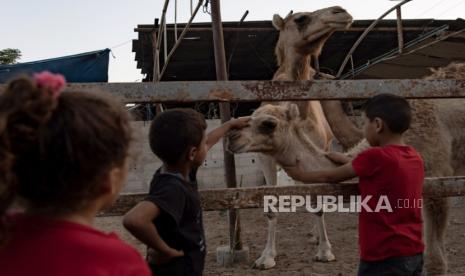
95, 202, 465, 276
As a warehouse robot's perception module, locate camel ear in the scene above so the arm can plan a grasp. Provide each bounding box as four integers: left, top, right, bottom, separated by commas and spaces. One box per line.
272, 14, 285, 30
286, 103, 300, 121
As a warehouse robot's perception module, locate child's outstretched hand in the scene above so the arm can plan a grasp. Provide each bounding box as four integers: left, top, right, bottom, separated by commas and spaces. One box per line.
227, 116, 251, 130
206, 117, 251, 150
282, 159, 306, 182
325, 151, 351, 165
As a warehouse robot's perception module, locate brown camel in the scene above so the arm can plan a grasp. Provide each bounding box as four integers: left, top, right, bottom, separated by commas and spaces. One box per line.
322, 63, 465, 275
228, 6, 463, 275
229, 6, 353, 269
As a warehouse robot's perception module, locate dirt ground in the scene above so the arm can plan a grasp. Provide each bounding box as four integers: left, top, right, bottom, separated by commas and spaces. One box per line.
95, 202, 465, 276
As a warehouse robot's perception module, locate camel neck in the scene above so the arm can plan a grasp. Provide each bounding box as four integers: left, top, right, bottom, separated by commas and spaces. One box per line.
275, 125, 335, 170
279, 52, 314, 81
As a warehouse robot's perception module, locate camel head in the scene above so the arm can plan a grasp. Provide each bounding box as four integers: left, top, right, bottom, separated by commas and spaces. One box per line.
228, 103, 328, 164
273, 6, 353, 60
228, 103, 298, 155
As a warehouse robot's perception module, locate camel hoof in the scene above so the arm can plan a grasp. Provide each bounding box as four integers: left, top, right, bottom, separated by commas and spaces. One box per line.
252, 256, 276, 270
313, 251, 336, 262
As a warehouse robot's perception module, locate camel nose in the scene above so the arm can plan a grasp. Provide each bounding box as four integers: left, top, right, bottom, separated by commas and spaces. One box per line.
332, 7, 347, 14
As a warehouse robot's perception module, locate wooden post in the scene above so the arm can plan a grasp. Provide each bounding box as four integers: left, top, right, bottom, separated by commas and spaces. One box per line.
210, 0, 243, 251
396, 6, 404, 54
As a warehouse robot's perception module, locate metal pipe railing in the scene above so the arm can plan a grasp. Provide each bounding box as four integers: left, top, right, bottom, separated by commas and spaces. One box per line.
336, 0, 413, 78
153, 0, 170, 82
159, 0, 204, 80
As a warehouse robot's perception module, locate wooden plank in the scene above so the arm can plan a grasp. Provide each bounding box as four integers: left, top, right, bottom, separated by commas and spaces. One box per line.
99, 176, 465, 216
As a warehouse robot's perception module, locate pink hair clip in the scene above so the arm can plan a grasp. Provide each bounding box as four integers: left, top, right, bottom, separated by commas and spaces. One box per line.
33, 71, 66, 99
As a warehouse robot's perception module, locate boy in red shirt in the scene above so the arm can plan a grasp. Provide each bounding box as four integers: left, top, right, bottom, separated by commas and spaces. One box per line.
284, 94, 424, 276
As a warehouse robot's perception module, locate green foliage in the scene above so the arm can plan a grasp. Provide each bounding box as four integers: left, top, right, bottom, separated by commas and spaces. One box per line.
0, 48, 22, 65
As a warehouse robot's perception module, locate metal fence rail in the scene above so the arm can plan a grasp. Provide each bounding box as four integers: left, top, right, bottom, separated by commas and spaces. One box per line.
3, 80, 465, 103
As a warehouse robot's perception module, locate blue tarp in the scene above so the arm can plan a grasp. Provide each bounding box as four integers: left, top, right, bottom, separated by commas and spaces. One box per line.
0, 49, 110, 83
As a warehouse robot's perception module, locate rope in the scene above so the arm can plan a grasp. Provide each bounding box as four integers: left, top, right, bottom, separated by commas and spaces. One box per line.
109, 39, 132, 50
435, 0, 465, 18
413, 0, 443, 18
227, 10, 249, 76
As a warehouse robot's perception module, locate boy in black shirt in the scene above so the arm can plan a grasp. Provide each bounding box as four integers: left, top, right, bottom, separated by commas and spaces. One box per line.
123, 109, 249, 276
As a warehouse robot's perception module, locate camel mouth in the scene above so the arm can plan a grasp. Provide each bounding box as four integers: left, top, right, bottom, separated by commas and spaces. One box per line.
302, 28, 332, 44
226, 139, 248, 154
327, 20, 352, 25
228, 141, 275, 155
326, 20, 353, 29
228, 144, 247, 154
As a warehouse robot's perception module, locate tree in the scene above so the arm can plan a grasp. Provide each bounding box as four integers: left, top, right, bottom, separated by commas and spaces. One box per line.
0, 48, 22, 65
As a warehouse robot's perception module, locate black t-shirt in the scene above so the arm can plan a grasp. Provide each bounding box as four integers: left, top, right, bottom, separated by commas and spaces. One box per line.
144, 167, 206, 275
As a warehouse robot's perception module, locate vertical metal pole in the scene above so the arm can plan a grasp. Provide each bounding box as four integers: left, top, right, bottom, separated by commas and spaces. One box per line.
210, 0, 242, 251
152, 30, 162, 113
154, 0, 170, 82
174, 0, 178, 42
152, 31, 160, 82
163, 17, 168, 61
396, 7, 404, 54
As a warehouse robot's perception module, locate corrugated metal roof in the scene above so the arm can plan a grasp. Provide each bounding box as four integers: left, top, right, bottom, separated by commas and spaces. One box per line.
133, 19, 465, 81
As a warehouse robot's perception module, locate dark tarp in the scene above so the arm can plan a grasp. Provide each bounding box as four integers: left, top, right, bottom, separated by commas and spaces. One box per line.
0, 49, 110, 83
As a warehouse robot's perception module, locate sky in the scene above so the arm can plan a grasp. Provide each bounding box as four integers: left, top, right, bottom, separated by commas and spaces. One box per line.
1, 0, 464, 82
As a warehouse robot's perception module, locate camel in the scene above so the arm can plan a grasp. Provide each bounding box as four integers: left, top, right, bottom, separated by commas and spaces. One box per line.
228, 6, 465, 275
228, 6, 353, 269
229, 64, 465, 274
320, 63, 465, 276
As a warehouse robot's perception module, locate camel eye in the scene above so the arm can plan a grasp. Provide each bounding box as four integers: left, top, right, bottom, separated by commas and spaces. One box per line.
259, 120, 277, 134
294, 15, 310, 25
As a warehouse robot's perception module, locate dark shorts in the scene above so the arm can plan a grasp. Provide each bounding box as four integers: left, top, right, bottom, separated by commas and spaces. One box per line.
358, 253, 423, 276
149, 257, 187, 276
149, 256, 202, 276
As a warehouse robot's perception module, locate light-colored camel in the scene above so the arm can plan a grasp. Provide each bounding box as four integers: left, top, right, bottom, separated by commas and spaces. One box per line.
229, 6, 464, 275
230, 6, 353, 269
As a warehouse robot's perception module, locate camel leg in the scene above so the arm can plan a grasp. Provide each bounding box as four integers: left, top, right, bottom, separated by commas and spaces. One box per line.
312, 212, 335, 262
253, 213, 278, 269
419, 141, 453, 275
253, 154, 278, 270
423, 197, 450, 275
309, 224, 319, 245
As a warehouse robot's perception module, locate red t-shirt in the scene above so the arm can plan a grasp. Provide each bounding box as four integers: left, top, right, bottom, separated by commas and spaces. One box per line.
352, 145, 425, 261
0, 214, 150, 276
